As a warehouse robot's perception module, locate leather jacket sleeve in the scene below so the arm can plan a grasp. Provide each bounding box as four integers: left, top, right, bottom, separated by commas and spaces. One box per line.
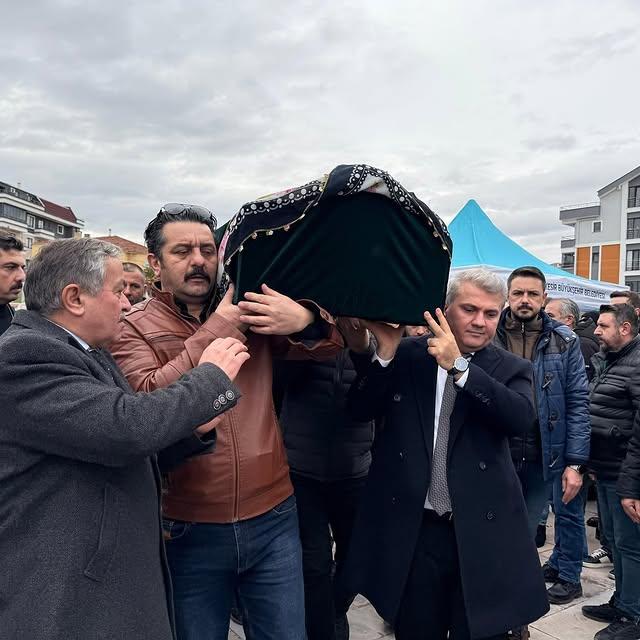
113, 312, 246, 392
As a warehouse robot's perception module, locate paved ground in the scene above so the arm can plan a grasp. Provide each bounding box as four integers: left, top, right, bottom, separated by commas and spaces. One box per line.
229, 500, 614, 639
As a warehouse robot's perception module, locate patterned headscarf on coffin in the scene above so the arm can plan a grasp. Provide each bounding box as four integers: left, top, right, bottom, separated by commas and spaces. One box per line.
216, 164, 452, 325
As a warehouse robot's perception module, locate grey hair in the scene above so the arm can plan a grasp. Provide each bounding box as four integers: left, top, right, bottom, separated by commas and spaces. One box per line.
24, 238, 122, 316
547, 297, 580, 327
446, 268, 507, 306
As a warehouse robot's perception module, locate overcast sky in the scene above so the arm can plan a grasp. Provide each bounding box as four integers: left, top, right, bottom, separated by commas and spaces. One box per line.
2, 0, 639, 262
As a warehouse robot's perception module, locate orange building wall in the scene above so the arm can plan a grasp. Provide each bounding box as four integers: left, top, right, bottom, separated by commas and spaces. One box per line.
600, 244, 621, 284
576, 246, 591, 279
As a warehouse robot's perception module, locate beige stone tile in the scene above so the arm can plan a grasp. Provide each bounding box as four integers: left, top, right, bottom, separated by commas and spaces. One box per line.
532, 590, 612, 640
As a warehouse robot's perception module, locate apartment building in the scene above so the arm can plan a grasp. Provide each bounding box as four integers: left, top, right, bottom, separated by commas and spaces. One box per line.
560, 164, 640, 290
0, 181, 84, 261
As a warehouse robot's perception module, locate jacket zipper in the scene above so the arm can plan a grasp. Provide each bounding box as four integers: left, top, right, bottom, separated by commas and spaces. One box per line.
521, 321, 526, 466
229, 410, 241, 521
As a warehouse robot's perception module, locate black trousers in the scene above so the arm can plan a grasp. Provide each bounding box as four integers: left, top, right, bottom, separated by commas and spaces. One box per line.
291, 472, 367, 640
395, 510, 509, 640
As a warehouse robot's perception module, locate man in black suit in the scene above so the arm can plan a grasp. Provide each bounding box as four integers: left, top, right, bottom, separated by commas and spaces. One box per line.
337, 268, 549, 640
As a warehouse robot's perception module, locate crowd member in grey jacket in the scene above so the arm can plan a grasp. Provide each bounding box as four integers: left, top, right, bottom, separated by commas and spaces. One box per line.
582, 304, 640, 640
274, 322, 375, 640
0, 238, 249, 640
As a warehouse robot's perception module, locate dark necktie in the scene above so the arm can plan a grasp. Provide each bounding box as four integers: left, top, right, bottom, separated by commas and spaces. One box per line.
429, 373, 456, 515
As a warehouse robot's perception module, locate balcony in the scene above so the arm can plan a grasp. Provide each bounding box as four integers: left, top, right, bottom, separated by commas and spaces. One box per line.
629, 195, 640, 209
626, 261, 640, 272
627, 228, 640, 240
561, 236, 575, 248
559, 202, 600, 224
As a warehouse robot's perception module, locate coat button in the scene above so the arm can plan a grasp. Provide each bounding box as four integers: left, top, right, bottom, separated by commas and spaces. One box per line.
486, 510, 495, 521
393, 393, 402, 402
479, 461, 487, 471
391, 497, 397, 505
214, 400, 221, 410
399, 451, 404, 460
226, 390, 235, 400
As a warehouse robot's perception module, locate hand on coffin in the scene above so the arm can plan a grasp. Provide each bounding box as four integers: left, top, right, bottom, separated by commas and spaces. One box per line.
358, 320, 404, 361
215, 284, 249, 333
237, 284, 315, 336
424, 309, 462, 373
336, 317, 370, 353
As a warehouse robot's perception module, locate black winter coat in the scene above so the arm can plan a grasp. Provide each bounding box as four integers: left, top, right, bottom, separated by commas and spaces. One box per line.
274, 350, 374, 481
575, 316, 600, 382
589, 336, 640, 482
338, 339, 548, 639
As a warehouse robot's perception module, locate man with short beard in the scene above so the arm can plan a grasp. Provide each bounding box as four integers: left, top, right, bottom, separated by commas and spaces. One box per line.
495, 266, 590, 611
582, 304, 640, 640
111, 204, 342, 640
0, 234, 26, 335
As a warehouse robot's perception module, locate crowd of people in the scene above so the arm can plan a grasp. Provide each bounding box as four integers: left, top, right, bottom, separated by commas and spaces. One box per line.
0, 205, 639, 640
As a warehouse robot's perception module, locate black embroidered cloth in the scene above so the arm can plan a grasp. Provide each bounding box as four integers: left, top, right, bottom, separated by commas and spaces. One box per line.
216, 164, 452, 325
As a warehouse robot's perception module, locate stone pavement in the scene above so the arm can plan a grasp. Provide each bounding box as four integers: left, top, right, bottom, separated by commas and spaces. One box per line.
229, 500, 615, 639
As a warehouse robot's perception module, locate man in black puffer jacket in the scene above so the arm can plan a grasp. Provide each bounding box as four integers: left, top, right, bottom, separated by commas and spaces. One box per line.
274, 327, 375, 640
582, 303, 640, 639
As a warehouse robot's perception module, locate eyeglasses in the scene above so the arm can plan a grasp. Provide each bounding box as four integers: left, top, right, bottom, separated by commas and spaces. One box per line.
157, 203, 217, 228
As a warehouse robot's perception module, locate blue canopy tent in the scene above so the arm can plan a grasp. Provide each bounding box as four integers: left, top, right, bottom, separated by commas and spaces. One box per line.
448, 199, 621, 310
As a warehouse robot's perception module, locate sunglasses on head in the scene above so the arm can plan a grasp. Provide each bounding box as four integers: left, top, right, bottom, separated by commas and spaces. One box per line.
158, 203, 217, 228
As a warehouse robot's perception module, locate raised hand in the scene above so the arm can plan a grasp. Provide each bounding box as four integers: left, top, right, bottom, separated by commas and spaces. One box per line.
237, 284, 314, 336
199, 337, 250, 381
424, 308, 462, 371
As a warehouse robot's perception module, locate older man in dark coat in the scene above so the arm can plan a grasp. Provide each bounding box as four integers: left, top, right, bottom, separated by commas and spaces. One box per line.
0, 238, 249, 640
337, 268, 549, 640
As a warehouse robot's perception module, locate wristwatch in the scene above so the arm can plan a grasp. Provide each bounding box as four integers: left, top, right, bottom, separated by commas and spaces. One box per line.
567, 464, 584, 474
448, 356, 469, 376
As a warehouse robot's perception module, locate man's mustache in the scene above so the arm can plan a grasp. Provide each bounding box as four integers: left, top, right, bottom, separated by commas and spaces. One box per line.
184, 268, 211, 282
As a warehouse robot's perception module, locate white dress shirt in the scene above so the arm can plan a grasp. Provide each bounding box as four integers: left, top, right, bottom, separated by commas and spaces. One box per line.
371, 351, 470, 510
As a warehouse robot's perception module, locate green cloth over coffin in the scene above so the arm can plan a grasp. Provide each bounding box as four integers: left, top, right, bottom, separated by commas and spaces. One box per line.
217, 164, 452, 325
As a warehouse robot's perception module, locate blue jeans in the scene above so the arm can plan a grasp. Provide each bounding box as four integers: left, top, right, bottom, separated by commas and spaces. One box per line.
597, 481, 640, 621
515, 460, 550, 538
163, 494, 306, 640
547, 473, 585, 584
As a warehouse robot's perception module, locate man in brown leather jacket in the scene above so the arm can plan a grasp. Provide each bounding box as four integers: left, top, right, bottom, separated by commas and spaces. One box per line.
111, 204, 342, 640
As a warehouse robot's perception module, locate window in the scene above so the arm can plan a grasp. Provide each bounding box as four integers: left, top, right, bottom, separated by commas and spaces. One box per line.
26, 214, 35, 229
627, 217, 640, 239
592, 220, 602, 233
36, 219, 44, 229
626, 278, 640, 293
591, 246, 600, 279
561, 253, 575, 270
626, 249, 640, 271
629, 186, 640, 209
26, 237, 33, 249
57, 225, 64, 235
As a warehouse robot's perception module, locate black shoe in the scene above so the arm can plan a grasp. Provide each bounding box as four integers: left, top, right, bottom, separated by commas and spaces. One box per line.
582, 598, 624, 623
508, 626, 530, 640
594, 619, 640, 640
542, 562, 559, 583
535, 524, 547, 548
587, 515, 599, 528
547, 579, 582, 604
